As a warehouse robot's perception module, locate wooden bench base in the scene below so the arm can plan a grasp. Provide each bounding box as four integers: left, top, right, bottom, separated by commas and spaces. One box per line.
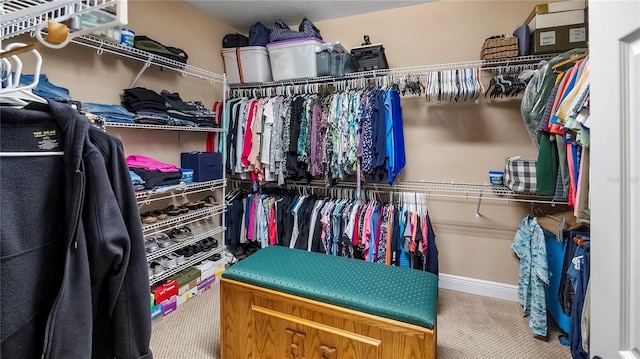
220, 278, 437, 359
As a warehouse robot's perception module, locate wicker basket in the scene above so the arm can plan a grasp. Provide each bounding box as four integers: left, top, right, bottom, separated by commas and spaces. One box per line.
480, 36, 519, 60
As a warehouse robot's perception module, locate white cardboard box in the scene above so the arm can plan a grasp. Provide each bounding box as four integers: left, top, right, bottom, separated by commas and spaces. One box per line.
528, 9, 585, 32
177, 286, 198, 306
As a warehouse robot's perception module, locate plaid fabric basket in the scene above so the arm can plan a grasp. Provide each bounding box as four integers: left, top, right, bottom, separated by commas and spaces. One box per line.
504, 156, 537, 193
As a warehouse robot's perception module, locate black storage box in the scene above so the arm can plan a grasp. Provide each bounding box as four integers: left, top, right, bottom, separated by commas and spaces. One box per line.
351, 44, 388, 71
180, 152, 223, 182
316, 52, 357, 76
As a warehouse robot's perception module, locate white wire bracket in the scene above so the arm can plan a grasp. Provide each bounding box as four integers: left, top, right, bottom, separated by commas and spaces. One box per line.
130, 57, 153, 87
475, 191, 484, 218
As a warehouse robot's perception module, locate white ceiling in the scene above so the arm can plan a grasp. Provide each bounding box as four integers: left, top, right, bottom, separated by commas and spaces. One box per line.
185, 0, 432, 32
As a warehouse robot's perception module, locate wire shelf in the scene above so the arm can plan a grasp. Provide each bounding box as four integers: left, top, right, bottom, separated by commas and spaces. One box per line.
149, 245, 226, 286
106, 122, 224, 132
146, 225, 225, 262
71, 34, 226, 83
136, 179, 225, 203
141, 204, 225, 233
1, 0, 120, 40
228, 54, 559, 90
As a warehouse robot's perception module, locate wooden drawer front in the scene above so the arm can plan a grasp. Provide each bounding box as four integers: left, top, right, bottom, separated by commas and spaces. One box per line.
252, 305, 382, 359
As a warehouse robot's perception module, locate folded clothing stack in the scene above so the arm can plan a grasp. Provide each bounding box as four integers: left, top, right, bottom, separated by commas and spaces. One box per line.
161, 90, 218, 127
122, 87, 171, 126
18, 74, 72, 100
129, 170, 146, 192
126, 154, 182, 189
83, 103, 135, 124
121, 87, 218, 127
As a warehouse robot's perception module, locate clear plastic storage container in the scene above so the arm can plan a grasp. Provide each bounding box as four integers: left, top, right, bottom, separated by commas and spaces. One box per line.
266, 38, 323, 81
222, 46, 273, 84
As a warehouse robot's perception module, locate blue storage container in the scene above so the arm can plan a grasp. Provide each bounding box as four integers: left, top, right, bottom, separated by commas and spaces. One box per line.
180, 152, 223, 182
543, 229, 571, 334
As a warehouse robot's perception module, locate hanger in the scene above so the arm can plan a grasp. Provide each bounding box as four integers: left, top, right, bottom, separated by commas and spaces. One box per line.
553, 52, 588, 71
0, 43, 47, 105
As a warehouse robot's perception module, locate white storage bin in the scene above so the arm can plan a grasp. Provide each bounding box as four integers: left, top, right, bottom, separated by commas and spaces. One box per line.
266, 38, 324, 81
222, 46, 272, 84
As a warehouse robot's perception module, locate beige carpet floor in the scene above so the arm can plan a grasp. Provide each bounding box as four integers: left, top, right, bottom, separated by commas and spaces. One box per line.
150, 282, 571, 359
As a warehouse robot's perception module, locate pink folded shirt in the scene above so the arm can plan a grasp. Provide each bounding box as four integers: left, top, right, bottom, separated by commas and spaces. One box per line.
126, 155, 180, 173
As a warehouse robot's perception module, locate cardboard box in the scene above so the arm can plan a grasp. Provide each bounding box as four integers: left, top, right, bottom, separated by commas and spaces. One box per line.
151, 304, 163, 324
160, 295, 177, 316
151, 280, 178, 304
178, 278, 199, 296
180, 152, 223, 182
533, 0, 586, 15
198, 275, 217, 293
177, 286, 198, 306
527, 9, 585, 32
196, 260, 217, 282
168, 267, 201, 289
531, 23, 588, 54
150, 293, 155, 308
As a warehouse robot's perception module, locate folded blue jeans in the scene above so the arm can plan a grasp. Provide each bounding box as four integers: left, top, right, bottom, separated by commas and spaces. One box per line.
19, 74, 71, 100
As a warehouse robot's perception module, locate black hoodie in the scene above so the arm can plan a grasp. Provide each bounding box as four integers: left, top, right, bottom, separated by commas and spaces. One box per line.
0, 100, 152, 358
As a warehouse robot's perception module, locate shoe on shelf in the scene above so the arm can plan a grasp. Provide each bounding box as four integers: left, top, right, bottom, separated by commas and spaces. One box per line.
203, 195, 218, 207
148, 266, 153, 280
178, 205, 189, 214
155, 233, 173, 248
150, 210, 168, 221
186, 201, 204, 210
169, 227, 193, 242
145, 238, 159, 253
202, 237, 218, 251
164, 205, 181, 216
159, 254, 177, 269
183, 246, 194, 258
209, 253, 222, 261
141, 212, 157, 224
174, 252, 186, 265
150, 261, 164, 278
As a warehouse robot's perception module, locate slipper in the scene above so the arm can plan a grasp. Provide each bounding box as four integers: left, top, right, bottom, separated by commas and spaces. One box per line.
203, 195, 218, 207
155, 233, 172, 248
186, 201, 204, 210
145, 238, 159, 253
178, 205, 189, 214
141, 212, 157, 224
164, 205, 181, 216
150, 210, 168, 220
169, 227, 193, 241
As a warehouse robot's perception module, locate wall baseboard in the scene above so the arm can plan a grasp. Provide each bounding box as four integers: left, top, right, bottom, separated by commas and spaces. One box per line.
438, 273, 519, 302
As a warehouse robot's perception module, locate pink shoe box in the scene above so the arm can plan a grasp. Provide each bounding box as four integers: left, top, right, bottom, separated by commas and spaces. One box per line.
197, 275, 217, 293
160, 295, 177, 316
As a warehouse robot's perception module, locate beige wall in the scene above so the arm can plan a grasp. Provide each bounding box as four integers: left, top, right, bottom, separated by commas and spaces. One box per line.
316, 0, 543, 285
11, 0, 546, 285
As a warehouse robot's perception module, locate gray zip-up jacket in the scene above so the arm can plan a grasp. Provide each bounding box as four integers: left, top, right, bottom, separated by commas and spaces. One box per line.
1, 100, 152, 358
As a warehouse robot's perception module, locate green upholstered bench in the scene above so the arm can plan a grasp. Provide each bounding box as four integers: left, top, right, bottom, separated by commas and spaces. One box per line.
220, 246, 439, 359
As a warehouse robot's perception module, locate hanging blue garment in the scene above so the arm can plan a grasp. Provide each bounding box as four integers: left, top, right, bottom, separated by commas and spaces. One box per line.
511, 216, 549, 336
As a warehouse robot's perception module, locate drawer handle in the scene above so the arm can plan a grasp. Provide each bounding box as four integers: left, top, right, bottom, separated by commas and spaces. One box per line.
319, 345, 337, 359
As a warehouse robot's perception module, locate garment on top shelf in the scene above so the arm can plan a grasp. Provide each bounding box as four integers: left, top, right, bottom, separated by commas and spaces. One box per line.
126, 154, 180, 173
18, 74, 72, 100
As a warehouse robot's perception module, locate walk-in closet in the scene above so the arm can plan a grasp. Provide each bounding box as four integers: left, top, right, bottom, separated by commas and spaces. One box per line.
1, 1, 637, 359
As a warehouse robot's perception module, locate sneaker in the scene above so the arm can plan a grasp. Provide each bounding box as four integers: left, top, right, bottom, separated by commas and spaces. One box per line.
150, 261, 164, 277
160, 254, 177, 269
145, 238, 159, 253
148, 266, 153, 280
174, 252, 186, 265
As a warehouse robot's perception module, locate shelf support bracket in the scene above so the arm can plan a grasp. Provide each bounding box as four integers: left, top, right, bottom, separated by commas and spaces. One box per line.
475, 191, 484, 218
130, 57, 153, 88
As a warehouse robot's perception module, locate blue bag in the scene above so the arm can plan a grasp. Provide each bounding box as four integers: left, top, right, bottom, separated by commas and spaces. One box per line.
249, 22, 271, 46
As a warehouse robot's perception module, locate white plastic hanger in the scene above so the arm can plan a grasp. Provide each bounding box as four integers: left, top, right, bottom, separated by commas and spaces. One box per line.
0, 43, 47, 104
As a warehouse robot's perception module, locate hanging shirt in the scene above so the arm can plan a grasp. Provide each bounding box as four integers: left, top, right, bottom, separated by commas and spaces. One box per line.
511, 216, 549, 337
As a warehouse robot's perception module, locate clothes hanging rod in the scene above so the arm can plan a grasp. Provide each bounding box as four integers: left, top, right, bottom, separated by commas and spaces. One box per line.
228, 54, 558, 90
227, 178, 567, 206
